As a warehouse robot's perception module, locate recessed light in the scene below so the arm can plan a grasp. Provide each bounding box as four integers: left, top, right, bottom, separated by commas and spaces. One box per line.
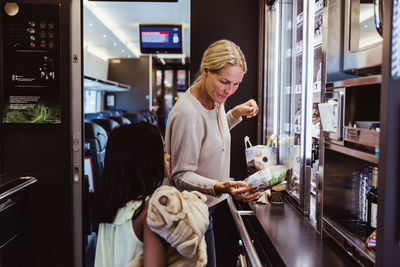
121, 49, 125, 53
83, 1, 141, 58
103, 34, 106, 38
113, 42, 117, 46
89, 23, 93, 27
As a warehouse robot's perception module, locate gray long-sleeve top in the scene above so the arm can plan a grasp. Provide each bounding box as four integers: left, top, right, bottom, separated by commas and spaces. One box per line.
165, 88, 242, 207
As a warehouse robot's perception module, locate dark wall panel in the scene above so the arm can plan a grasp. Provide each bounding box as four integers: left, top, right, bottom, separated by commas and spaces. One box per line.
191, 0, 259, 180
0, 1, 74, 266
108, 57, 150, 112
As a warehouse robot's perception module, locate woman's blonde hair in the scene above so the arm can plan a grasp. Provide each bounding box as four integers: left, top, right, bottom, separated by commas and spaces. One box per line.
193, 39, 247, 85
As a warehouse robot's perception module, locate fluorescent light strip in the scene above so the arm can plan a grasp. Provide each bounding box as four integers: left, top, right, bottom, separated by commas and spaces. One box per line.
84, 0, 141, 58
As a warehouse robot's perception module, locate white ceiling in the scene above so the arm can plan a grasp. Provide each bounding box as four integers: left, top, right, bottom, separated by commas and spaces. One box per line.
83, 0, 190, 60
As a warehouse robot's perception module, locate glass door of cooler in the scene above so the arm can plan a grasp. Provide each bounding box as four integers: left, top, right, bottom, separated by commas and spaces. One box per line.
277, 0, 298, 206
275, 0, 323, 216
311, 0, 324, 226
277, 0, 310, 215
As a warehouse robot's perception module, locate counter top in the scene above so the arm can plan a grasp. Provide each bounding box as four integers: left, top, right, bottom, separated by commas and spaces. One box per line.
0, 175, 37, 202
248, 200, 358, 267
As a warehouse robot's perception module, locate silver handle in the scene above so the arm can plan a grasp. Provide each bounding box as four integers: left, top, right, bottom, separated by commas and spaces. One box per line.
73, 166, 80, 183
338, 90, 345, 141
227, 197, 263, 267
0, 177, 37, 202
374, 0, 383, 36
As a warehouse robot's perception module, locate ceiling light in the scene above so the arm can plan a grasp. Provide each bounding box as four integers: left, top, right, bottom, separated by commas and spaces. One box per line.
113, 42, 117, 46
84, 0, 140, 58
121, 49, 125, 53
102, 34, 106, 38
89, 23, 93, 27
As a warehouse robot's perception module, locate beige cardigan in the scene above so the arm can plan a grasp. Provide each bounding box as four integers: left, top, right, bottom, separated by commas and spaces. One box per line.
164, 88, 242, 207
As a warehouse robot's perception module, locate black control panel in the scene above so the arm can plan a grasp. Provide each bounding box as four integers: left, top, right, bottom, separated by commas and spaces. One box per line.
2, 3, 61, 123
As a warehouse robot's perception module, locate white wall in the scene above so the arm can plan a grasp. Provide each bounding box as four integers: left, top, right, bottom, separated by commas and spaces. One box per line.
83, 51, 108, 79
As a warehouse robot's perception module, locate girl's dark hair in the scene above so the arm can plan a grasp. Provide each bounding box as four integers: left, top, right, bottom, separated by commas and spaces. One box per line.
94, 122, 164, 223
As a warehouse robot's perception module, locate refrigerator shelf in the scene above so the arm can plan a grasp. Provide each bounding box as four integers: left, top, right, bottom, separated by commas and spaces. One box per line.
322, 217, 375, 266
325, 142, 379, 165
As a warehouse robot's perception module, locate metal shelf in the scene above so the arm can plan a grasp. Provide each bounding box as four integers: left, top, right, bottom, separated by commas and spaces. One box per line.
325, 142, 379, 164
326, 75, 381, 89
322, 217, 375, 266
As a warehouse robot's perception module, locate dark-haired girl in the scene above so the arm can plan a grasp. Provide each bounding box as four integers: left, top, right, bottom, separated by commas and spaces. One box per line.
94, 122, 170, 267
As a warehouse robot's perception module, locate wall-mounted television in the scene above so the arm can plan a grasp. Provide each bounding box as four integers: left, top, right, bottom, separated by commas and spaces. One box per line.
139, 24, 182, 54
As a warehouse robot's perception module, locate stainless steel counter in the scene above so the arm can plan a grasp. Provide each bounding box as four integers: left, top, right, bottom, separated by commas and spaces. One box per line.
0, 175, 37, 266
247, 200, 359, 267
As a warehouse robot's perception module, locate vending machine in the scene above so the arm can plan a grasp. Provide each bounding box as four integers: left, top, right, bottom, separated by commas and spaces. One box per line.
0, 1, 82, 266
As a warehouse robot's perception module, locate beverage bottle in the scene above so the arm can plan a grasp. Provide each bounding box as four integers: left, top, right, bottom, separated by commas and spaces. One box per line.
367, 167, 378, 230
359, 165, 372, 223
358, 171, 367, 223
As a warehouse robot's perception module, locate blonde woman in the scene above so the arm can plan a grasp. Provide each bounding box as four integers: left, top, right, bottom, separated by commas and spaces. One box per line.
165, 39, 259, 267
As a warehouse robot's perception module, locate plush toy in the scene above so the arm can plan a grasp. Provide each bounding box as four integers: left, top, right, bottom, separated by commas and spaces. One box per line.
126, 185, 209, 267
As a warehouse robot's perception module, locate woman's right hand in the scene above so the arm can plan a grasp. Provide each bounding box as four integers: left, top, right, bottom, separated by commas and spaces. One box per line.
214, 180, 259, 202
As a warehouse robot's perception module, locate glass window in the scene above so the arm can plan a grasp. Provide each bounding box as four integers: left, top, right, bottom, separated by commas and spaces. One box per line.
153, 69, 163, 107
177, 70, 187, 91
164, 70, 173, 110
84, 90, 101, 113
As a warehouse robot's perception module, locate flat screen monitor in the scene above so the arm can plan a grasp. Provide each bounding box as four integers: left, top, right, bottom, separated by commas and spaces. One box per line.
84, 157, 95, 193
139, 24, 182, 54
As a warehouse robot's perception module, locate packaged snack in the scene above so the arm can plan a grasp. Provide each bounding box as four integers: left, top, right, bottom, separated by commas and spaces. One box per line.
366, 230, 376, 248
244, 136, 276, 175
244, 165, 288, 192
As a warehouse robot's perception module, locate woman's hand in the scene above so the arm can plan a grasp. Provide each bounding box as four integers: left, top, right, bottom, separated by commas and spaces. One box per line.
231, 99, 259, 119
214, 180, 259, 202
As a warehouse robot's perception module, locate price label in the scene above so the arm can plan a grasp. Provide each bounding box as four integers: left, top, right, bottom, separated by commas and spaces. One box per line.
297, 12, 303, 25
295, 84, 302, 94
315, 0, 324, 13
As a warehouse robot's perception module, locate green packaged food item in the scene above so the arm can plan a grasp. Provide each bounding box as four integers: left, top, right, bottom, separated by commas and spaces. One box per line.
244, 165, 287, 192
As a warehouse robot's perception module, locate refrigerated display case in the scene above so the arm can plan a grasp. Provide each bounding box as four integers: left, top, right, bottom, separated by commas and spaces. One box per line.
320, 1, 400, 265
321, 76, 381, 266
264, 0, 324, 216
